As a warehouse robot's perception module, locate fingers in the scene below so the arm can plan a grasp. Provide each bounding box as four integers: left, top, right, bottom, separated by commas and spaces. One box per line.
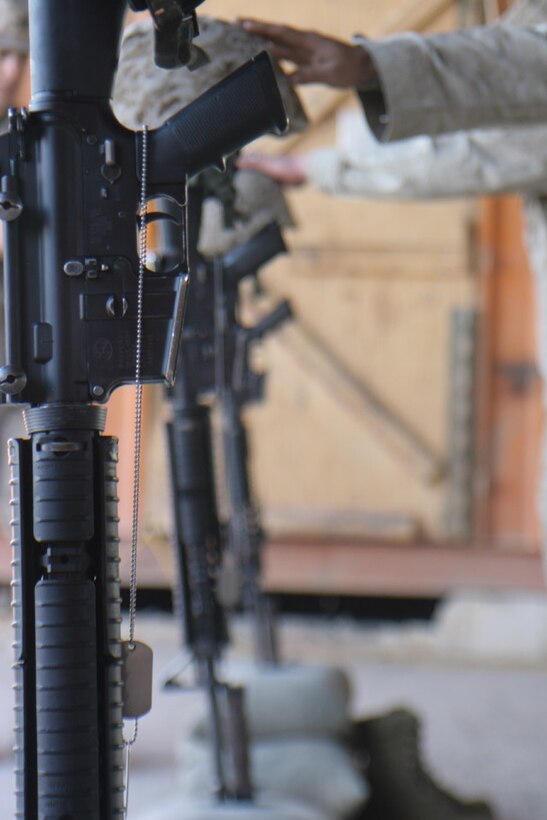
235, 152, 266, 172
290, 66, 322, 85
236, 153, 282, 179
267, 44, 310, 65
235, 153, 308, 186
236, 19, 318, 67
237, 18, 311, 51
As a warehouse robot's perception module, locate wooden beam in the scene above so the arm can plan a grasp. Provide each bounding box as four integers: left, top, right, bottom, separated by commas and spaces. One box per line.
379, 0, 454, 33
287, 248, 467, 277
262, 538, 546, 597
263, 506, 421, 541
473, 197, 542, 551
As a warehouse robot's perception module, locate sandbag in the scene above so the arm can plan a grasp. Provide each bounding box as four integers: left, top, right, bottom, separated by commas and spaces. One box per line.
137, 796, 330, 820
192, 664, 352, 740
177, 736, 368, 820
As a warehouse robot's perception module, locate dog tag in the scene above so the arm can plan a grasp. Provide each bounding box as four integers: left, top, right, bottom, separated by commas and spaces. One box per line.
122, 641, 153, 718
217, 554, 242, 608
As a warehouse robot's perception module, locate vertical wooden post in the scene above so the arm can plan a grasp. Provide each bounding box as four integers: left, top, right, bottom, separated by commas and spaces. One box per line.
474, 196, 542, 552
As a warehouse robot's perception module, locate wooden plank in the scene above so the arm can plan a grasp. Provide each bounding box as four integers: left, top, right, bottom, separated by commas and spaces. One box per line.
201, 0, 413, 38
285, 183, 476, 255
245, 340, 448, 541
127, 0, 454, 35
381, 0, 454, 32
270, 248, 470, 281
273, 321, 445, 482
262, 538, 546, 596
263, 507, 421, 540
257, 274, 474, 457
474, 197, 542, 553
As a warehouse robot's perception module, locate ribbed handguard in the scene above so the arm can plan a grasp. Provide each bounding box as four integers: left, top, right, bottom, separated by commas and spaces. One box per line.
11, 435, 125, 819
168, 405, 226, 658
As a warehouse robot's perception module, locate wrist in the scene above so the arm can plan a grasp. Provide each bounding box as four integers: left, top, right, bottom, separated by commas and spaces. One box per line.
351, 43, 376, 90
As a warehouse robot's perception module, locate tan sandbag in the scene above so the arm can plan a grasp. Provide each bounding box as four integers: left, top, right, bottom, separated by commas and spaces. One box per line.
177, 736, 368, 820
137, 796, 330, 820
192, 664, 352, 740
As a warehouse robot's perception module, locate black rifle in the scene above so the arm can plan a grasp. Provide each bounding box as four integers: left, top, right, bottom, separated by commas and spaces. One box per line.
163, 184, 290, 796
0, 1, 287, 815
213, 225, 292, 663
165, 186, 233, 798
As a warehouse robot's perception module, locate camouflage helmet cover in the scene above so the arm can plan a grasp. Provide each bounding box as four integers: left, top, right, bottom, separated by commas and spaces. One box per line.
113, 16, 307, 133
0, 0, 29, 53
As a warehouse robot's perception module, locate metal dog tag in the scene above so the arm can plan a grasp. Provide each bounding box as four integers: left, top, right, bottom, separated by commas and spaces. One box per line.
122, 640, 153, 719
217, 554, 242, 609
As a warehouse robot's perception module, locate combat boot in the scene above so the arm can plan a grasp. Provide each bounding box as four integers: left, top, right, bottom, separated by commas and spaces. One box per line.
353, 708, 494, 820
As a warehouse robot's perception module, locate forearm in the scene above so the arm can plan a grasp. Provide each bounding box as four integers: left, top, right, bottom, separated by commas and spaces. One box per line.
304, 125, 547, 199
355, 24, 547, 141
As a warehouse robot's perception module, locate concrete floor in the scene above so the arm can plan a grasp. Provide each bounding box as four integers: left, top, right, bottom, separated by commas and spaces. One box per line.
0, 598, 545, 820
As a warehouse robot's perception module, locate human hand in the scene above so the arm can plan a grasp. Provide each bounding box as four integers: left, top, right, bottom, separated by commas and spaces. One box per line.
236, 153, 308, 186
237, 19, 374, 89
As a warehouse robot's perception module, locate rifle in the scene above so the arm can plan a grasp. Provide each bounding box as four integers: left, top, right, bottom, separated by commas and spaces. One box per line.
164, 184, 291, 797
213, 224, 293, 663
0, 1, 287, 815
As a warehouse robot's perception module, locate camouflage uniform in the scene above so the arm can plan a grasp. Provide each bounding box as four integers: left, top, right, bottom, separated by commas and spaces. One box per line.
358, 1, 547, 140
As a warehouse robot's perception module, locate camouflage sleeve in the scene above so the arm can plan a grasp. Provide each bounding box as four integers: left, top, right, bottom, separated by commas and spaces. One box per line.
304, 121, 547, 199
354, 24, 547, 141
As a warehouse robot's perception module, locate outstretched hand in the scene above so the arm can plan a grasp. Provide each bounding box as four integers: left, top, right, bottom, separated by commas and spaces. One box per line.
237, 19, 374, 89
236, 153, 309, 186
